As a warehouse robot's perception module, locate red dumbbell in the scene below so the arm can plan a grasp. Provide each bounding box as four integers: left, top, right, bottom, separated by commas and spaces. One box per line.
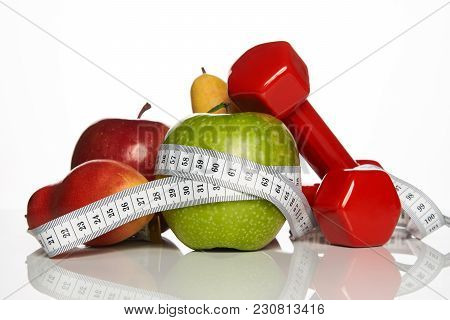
228, 41, 401, 247
302, 160, 385, 206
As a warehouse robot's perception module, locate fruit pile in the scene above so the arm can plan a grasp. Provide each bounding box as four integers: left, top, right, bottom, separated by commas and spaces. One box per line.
30, 41, 438, 255
27, 61, 301, 252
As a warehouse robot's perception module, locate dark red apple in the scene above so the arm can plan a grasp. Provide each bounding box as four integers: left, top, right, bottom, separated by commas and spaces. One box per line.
71, 103, 169, 181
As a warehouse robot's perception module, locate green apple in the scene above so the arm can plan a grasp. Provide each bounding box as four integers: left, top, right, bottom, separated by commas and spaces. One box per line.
162, 112, 299, 250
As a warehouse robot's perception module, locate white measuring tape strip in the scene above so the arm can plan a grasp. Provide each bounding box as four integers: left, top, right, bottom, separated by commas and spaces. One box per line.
28, 145, 448, 258
29, 144, 314, 257
358, 164, 450, 239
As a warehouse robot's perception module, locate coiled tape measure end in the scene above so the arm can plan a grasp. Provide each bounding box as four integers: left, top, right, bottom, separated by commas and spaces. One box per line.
358, 164, 449, 239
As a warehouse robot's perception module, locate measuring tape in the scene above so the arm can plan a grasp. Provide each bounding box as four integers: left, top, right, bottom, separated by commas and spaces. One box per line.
28, 144, 449, 258
358, 164, 449, 239
29, 144, 314, 257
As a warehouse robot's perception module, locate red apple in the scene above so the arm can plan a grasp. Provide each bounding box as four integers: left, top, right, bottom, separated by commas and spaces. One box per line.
27, 160, 153, 247
71, 103, 169, 181
71, 103, 169, 234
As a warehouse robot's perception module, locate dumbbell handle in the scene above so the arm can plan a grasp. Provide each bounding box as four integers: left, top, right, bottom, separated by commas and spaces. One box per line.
283, 100, 358, 179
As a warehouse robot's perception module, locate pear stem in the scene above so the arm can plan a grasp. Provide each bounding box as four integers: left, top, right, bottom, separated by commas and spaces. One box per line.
137, 103, 152, 119
201, 67, 206, 74
207, 102, 230, 114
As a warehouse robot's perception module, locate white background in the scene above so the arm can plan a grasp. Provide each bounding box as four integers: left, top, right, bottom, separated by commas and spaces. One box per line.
1, 0, 449, 211
0, 0, 449, 302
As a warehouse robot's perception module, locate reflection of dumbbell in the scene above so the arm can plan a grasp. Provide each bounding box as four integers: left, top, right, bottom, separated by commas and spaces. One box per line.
228, 41, 401, 247
312, 244, 401, 299
301, 230, 401, 299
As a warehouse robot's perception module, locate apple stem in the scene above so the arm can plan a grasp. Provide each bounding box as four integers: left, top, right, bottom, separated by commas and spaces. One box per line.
137, 103, 152, 119
201, 67, 206, 74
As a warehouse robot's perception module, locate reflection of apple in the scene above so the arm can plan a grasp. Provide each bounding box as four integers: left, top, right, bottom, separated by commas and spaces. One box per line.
52, 244, 158, 292
71, 103, 168, 181
161, 249, 285, 299
26, 239, 184, 299
162, 113, 300, 250
55, 240, 182, 291
27, 160, 152, 247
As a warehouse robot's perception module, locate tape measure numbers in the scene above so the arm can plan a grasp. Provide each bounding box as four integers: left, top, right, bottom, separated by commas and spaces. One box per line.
359, 164, 449, 239
30, 144, 314, 257
29, 145, 449, 258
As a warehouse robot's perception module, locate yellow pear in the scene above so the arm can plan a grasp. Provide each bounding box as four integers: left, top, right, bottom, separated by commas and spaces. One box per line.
190, 68, 239, 114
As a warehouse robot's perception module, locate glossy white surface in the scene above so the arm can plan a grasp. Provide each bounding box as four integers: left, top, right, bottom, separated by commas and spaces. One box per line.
0, 0, 449, 301
2, 211, 449, 300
